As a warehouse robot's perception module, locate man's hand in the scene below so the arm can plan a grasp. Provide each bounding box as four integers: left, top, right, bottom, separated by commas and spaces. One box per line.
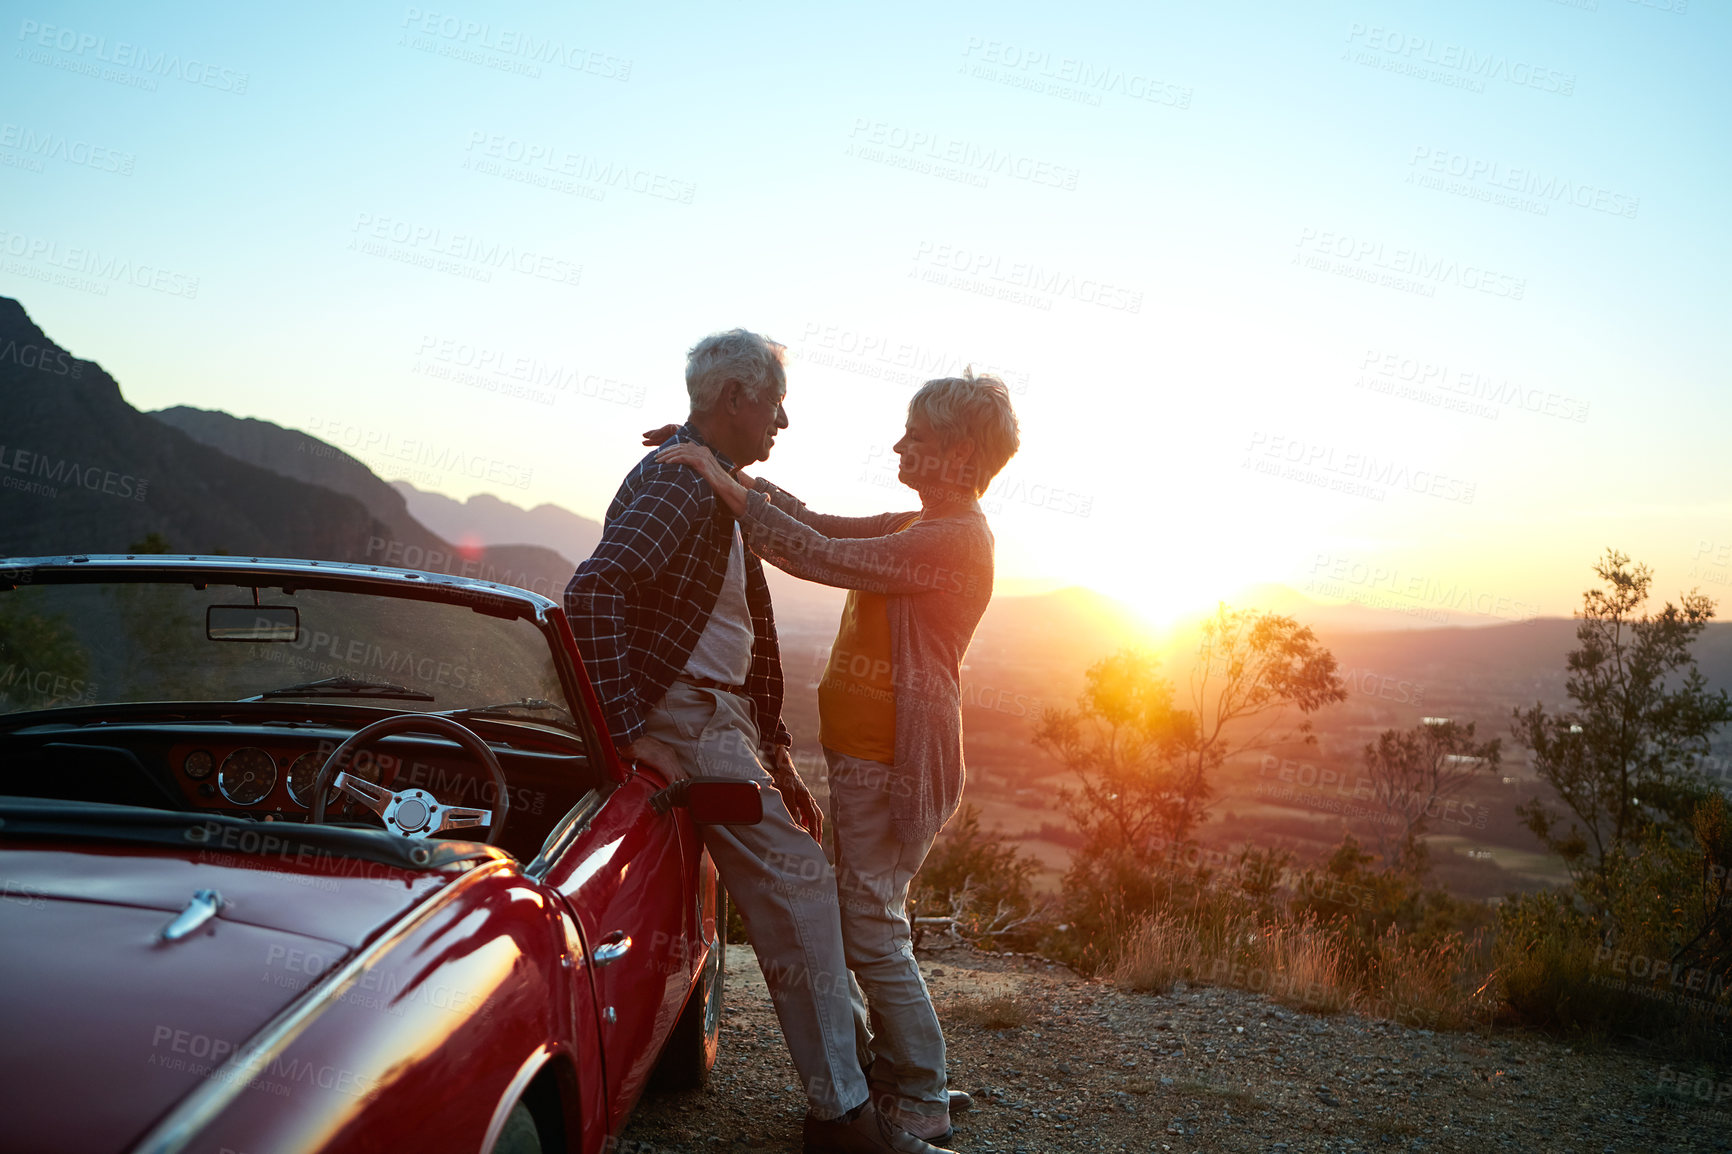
770, 745, 824, 843
625, 735, 686, 782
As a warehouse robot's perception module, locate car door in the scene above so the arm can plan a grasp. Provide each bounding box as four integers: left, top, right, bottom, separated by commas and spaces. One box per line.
543, 770, 692, 1131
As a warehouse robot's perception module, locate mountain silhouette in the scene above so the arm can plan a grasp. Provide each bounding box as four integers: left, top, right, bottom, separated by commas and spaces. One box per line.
0, 298, 389, 560
152, 405, 573, 596
151, 405, 450, 557
0, 296, 565, 599
393, 482, 601, 568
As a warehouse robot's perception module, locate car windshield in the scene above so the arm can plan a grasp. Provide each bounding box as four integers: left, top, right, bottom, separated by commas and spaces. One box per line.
0, 579, 569, 719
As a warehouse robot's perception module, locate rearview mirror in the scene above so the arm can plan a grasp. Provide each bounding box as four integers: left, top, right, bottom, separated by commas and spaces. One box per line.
649, 776, 764, 825
207, 605, 300, 642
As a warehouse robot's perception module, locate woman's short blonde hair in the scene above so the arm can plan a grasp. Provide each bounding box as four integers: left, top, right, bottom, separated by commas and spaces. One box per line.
908, 371, 1021, 496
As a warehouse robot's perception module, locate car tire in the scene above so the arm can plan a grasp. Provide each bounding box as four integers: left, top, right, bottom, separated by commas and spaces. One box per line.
492, 1100, 542, 1154
649, 888, 726, 1091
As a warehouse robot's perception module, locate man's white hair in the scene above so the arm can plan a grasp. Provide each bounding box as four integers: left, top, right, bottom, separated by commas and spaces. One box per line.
686, 329, 786, 415
909, 370, 1021, 496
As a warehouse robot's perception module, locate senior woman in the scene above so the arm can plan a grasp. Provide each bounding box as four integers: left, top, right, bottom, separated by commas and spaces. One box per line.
655, 372, 1019, 1143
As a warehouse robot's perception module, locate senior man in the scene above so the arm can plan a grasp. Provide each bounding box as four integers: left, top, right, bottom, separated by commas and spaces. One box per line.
564, 329, 952, 1154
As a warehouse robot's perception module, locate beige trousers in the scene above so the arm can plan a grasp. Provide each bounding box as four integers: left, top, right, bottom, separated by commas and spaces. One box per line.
642, 682, 867, 1119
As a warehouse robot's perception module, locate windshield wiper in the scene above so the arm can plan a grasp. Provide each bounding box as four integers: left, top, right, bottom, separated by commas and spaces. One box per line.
243, 676, 436, 702
449, 698, 574, 722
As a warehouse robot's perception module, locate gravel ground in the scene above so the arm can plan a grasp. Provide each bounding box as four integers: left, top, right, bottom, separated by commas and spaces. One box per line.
618, 942, 1731, 1154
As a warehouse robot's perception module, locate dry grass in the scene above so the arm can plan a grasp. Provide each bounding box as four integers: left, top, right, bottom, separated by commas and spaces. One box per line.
1257, 919, 1357, 1014
1109, 911, 1488, 1028
1109, 911, 1355, 1013
942, 994, 1033, 1030
1357, 925, 1493, 1031
1106, 911, 1210, 995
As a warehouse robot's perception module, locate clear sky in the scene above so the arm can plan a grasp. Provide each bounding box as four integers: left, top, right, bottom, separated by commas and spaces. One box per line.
4, 0, 1728, 628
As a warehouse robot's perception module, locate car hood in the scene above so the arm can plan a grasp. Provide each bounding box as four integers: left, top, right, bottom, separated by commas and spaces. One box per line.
0, 842, 462, 1153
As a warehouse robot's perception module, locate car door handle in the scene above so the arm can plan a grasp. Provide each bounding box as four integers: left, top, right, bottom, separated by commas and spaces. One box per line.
593, 931, 631, 967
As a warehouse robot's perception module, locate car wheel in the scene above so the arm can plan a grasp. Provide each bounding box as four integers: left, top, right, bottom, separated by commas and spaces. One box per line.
649, 888, 726, 1090
492, 1100, 542, 1154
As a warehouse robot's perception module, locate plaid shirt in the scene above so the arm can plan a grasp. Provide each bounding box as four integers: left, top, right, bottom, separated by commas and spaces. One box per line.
564, 424, 791, 753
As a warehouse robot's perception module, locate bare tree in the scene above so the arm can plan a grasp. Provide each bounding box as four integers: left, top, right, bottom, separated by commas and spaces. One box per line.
1035, 607, 1348, 857
1361, 719, 1501, 875
1181, 606, 1352, 840
1032, 649, 1187, 858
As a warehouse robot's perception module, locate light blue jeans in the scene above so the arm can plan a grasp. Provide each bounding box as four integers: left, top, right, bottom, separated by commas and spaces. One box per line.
824, 746, 948, 1127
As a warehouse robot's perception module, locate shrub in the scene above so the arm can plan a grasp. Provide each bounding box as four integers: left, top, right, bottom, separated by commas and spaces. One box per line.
1490, 888, 1614, 1031
1357, 923, 1493, 1031
1090, 833, 1494, 1030
1291, 834, 1489, 973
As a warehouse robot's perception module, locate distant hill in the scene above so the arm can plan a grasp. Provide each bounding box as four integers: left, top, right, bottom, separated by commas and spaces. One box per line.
152, 405, 449, 559
152, 406, 573, 596
959, 593, 1732, 773
0, 298, 391, 560
1320, 616, 1732, 722
394, 483, 603, 568
1217, 581, 1499, 633
970, 586, 1158, 675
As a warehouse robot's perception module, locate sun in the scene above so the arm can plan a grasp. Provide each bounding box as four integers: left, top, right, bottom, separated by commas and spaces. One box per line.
1098, 567, 1239, 635
1072, 525, 1294, 635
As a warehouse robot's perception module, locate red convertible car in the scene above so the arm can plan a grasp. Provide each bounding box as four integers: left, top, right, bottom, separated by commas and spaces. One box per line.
0, 554, 760, 1154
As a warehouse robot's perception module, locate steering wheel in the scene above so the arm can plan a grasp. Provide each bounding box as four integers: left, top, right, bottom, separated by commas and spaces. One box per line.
309, 714, 509, 845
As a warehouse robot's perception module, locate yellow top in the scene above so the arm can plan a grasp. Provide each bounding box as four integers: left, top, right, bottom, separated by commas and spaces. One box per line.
816, 516, 917, 764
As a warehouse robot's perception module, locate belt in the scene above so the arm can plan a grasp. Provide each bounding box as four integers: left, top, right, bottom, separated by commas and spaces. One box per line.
675, 674, 746, 695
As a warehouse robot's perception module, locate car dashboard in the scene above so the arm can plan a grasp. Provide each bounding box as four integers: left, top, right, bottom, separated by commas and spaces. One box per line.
0, 712, 606, 862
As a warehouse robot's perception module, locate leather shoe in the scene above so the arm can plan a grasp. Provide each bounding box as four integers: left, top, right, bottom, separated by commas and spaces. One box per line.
801, 1100, 957, 1154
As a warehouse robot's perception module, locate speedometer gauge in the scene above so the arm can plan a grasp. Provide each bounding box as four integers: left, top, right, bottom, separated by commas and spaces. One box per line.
218, 748, 277, 806
286, 751, 338, 809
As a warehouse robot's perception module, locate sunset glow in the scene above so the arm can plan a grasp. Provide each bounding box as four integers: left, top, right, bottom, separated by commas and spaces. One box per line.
4, 3, 1727, 628
4, 9, 1731, 1146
